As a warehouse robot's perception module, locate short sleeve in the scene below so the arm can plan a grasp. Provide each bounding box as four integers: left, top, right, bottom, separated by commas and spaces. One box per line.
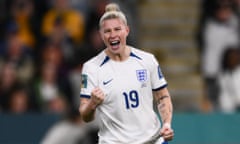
150, 55, 167, 91
80, 63, 98, 98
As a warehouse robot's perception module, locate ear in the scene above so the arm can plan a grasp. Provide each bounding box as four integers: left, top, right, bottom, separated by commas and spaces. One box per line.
126, 25, 130, 36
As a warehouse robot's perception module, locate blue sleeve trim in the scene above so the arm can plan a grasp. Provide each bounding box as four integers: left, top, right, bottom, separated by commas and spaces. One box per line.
80, 94, 91, 99
152, 84, 168, 91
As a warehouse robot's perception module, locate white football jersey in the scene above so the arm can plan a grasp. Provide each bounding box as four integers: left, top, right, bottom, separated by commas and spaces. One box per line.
80, 47, 167, 144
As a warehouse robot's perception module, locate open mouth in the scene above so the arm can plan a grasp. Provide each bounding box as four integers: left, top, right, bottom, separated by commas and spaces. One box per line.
110, 40, 120, 46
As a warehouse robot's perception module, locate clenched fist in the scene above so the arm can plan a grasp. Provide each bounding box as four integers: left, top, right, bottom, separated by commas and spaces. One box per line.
160, 123, 174, 141
90, 87, 105, 107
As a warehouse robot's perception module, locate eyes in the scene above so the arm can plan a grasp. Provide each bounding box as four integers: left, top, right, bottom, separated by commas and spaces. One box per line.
103, 27, 122, 34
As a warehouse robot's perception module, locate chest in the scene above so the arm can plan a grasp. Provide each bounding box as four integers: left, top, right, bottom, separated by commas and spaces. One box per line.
99, 60, 149, 88
97, 59, 152, 110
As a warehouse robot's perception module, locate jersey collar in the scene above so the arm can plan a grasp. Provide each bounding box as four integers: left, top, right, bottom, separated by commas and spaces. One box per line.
130, 52, 142, 60
100, 51, 142, 67
100, 56, 110, 66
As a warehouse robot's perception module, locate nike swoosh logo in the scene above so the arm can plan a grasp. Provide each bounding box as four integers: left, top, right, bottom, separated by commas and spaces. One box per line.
103, 79, 113, 85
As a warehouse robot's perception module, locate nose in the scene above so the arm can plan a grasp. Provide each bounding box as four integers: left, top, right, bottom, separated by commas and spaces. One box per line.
110, 31, 117, 38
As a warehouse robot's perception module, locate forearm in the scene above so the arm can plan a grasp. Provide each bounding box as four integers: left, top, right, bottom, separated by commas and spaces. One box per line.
79, 99, 98, 122
80, 88, 105, 122
158, 96, 173, 124
154, 88, 173, 124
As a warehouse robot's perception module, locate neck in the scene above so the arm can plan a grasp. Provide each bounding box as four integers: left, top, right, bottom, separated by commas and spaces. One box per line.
105, 46, 131, 61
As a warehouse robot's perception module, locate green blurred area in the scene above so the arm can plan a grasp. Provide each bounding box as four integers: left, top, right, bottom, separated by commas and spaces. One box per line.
1, 113, 240, 143
172, 113, 240, 144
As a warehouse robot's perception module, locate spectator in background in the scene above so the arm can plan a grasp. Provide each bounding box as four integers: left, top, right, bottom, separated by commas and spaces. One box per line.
40, 43, 73, 100
0, 62, 21, 111
31, 62, 70, 113
7, 86, 32, 114
41, 109, 98, 144
41, 0, 86, 68
47, 94, 69, 114
7, 0, 38, 49
45, 15, 74, 64
0, 28, 34, 85
40, 42, 67, 76
218, 47, 240, 113
201, 0, 239, 110
41, 0, 85, 45
196, 0, 216, 53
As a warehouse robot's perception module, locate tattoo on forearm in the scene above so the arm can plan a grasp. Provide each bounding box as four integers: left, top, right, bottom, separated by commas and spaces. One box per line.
160, 95, 169, 100
157, 95, 172, 123
157, 95, 169, 104
158, 104, 172, 123
159, 103, 166, 109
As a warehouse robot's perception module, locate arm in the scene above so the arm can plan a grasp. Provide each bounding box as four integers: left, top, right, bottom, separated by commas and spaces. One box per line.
153, 87, 174, 141
79, 87, 105, 122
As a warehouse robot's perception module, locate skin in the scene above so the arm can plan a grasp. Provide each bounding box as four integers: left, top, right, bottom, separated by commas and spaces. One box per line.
154, 87, 174, 141
100, 18, 130, 61
79, 17, 174, 141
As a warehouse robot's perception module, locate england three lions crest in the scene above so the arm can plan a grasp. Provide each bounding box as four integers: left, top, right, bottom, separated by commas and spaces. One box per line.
136, 69, 147, 87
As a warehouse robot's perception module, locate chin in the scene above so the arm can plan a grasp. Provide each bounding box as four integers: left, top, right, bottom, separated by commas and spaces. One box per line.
110, 46, 120, 52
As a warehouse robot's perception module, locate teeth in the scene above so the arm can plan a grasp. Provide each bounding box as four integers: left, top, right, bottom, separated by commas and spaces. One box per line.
111, 41, 119, 44
110, 40, 120, 46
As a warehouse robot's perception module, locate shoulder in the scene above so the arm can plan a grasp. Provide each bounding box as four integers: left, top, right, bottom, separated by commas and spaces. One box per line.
82, 51, 107, 71
130, 46, 156, 61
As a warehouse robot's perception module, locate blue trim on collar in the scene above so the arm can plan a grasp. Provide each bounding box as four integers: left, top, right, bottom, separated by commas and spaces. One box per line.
100, 56, 110, 66
130, 52, 142, 60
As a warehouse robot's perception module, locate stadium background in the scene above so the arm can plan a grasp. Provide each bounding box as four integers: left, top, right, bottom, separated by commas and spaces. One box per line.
0, 0, 240, 143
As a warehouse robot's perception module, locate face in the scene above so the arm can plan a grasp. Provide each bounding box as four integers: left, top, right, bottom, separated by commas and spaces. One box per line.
216, 7, 232, 22
100, 18, 129, 55
10, 90, 29, 114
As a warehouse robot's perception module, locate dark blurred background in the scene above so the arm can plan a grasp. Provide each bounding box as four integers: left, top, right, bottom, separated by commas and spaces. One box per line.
0, 0, 240, 143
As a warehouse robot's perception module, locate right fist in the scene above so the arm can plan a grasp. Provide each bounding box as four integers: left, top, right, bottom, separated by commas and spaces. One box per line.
90, 87, 105, 107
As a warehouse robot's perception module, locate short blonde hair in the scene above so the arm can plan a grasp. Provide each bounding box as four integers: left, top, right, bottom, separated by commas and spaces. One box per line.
99, 3, 127, 27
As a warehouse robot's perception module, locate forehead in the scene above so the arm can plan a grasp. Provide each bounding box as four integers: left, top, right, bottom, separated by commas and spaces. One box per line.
100, 18, 126, 29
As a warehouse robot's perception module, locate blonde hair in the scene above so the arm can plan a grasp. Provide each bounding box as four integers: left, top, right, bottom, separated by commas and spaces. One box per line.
99, 3, 127, 27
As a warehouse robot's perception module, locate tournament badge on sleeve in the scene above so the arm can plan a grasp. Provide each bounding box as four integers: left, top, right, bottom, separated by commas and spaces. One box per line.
136, 69, 147, 88
81, 74, 88, 88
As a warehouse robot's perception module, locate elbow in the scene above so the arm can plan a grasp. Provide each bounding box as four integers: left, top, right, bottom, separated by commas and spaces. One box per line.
82, 117, 94, 123
81, 113, 94, 123
79, 107, 94, 123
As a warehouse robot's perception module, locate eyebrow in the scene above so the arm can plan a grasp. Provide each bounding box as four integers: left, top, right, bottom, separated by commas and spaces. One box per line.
103, 26, 122, 32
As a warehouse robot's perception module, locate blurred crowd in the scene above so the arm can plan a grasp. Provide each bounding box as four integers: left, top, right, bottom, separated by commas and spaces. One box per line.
197, 0, 240, 113
0, 0, 138, 115
0, 0, 139, 143
0, 0, 240, 143
0, 0, 138, 143
0, 0, 240, 116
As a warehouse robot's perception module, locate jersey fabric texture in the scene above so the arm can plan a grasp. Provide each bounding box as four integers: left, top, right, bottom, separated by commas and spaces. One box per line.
80, 47, 167, 144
